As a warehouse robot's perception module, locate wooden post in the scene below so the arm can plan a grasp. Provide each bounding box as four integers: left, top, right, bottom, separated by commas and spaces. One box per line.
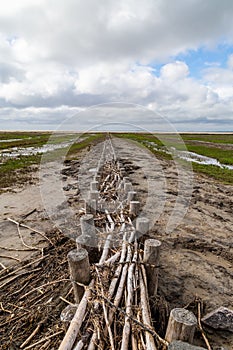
124, 182, 132, 193
143, 239, 161, 297
79, 214, 98, 247
81, 214, 95, 234
168, 341, 206, 350
165, 308, 197, 343
89, 190, 99, 201
67, 248, 90, 304
94, 174, 100, 182
90, 181, 98, 191
127, 191, 137, 203
85, 199, 97, 215
136, 217, 149, 235
129, 201, 140, 216
120, 168, 126, 176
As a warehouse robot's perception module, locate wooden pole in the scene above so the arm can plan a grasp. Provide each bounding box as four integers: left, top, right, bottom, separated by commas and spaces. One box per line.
124, 182, 132, 193
136, 217, 149, 235
58, 280, 94, 350
90, 181, 98, 191
67, 248, 90, 304
127, 191, 137, 203
129, 201, 140, 216
165, 308, 197, 343
80, 215, 95, 235
143, 239, 161, 297
89, 190, 99, 201
85, 199, 97, 215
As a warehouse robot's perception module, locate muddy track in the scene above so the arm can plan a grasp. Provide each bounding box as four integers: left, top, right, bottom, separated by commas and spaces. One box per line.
0, 137, 232, 349
60, 137, 233, 349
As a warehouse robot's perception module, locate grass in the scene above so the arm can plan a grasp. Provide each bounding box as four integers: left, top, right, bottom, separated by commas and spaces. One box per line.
0, 132, 105, 191
114, 132, 233, 185
0, 132, 52, 150
181, 133, 233, 144
0, 131, 232, 188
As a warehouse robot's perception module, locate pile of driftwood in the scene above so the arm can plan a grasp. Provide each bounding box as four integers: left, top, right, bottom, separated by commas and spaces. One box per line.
59, 138, 207, 350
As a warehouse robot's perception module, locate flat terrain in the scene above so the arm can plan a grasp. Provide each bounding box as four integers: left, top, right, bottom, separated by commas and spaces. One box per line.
0, 134, 232, 348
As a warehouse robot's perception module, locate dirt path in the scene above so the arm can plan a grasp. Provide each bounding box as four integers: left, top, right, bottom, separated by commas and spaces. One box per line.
0, 137, 232, 349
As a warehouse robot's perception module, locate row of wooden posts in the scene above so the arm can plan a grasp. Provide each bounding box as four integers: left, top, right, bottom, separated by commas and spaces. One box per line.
58, 142, 205, 350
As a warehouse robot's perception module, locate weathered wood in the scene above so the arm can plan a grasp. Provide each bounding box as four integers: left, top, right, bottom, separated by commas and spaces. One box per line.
165, 308, 197, 343
129, 201, 140, 216
143, 239, 161, 297
85, 199, 97, 215
139, 268, 158, 350
89, 190, 99, 201
90, 181, 98, 191
136, 217, 149, 236
79, 214, 97, 247
94, 174, 101, 182
67, 248, 90, 304
124, 182, 132, 193
168, 341, 206, 350
127, 191, 137, 203
58, 280, 94, 350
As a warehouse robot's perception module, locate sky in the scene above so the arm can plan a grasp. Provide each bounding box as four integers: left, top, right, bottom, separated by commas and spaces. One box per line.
0, 0, 233, 132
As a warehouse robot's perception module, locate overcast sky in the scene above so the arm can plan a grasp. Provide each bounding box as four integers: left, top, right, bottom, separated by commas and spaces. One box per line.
0, 0, 233, 132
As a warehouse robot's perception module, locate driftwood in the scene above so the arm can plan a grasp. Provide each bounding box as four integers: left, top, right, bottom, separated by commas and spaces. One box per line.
58, 280, 94, 350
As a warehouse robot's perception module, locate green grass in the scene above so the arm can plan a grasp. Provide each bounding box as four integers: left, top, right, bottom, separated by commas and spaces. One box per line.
67, 133, 105, 157
114, 132, 233, 185
0, 132, 52, 150
0, 132, 105, 190
192, 163, 233, 184
184, 144, 233, 165
181, 133, 233, 144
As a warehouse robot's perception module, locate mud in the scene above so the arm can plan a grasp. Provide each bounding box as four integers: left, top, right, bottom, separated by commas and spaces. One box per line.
0, 137, 232, 349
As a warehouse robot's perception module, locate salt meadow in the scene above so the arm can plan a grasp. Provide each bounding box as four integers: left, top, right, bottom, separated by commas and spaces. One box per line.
0, 132, 233, 191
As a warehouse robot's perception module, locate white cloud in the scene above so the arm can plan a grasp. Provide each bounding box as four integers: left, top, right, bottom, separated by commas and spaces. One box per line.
0, 0, 233, 130
160, 61, 189, 81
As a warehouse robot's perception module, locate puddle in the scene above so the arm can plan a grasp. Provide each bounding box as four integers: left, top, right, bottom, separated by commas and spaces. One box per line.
0, 137, 32, 143
0, 137, 87, 162
144, 141, 233, 170
0, 141, 72, 159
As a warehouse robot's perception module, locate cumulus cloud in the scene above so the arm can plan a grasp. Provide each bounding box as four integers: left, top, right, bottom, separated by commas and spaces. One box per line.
0, 0, 233, 130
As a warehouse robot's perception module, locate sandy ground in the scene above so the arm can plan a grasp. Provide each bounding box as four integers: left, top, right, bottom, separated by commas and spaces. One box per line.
0, 137, 232, 349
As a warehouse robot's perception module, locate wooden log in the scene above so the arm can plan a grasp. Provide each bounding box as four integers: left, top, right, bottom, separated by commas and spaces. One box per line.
120, 250, 137, 350
127, 191, 137, 203
143, 239, 161, 297
67, 248, 90, 304
58, 280, 94, 350
165, 308, 197, 343
139, 268, 157, 350
129, 201, 140, 216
